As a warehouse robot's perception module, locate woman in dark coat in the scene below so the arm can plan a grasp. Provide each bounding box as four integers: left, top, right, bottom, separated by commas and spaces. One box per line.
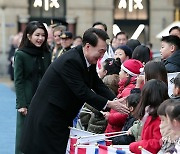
14, 21, 51, 154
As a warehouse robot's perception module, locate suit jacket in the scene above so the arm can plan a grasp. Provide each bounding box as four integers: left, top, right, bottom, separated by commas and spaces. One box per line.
21, 45, 115, 154
14, 50, 51, 109
34, 45, 115, 119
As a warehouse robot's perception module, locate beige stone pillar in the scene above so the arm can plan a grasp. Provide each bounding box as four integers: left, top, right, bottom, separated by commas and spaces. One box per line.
0, 0, 29, 75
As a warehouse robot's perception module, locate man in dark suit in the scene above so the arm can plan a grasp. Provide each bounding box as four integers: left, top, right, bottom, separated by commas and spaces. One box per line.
21, 28, 129, 154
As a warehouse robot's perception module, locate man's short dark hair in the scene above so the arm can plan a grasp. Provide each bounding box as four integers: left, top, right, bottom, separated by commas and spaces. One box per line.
116, 31, 128, 39
161, 35, 180, 50
174, 73, 180, 89
169, 26, 180, 34
92, 22, 107, 32
82, 28, 109, 47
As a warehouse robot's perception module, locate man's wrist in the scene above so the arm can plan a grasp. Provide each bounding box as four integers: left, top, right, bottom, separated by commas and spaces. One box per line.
106, 100, 113, 109
103, 101, 109, 110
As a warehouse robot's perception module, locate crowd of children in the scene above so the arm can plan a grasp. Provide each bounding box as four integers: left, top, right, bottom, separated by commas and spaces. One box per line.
75, 23, 180, 154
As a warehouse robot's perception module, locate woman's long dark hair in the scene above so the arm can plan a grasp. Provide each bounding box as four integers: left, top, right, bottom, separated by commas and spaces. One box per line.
133, 79, 169, 120
144, 61, 168, 85
19, 21, 48, 52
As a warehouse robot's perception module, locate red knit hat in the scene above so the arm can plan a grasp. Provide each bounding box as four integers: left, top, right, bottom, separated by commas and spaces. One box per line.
121, 59, 144, 76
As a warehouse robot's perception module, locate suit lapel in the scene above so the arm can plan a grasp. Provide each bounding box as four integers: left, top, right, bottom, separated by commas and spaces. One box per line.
87, 65, 96, 88
76, 45, 97, 89
76, 46, 92, 87
77, 45, 88, 70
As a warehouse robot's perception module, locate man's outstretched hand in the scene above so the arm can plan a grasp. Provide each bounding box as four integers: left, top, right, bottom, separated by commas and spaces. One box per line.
107, 98, 129, 114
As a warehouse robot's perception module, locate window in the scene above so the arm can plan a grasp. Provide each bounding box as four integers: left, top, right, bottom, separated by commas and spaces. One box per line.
114, 0, 149, 20
29, 0, 66, 18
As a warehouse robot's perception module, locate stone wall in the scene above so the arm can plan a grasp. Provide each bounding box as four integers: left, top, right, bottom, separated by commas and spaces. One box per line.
0, 0, 28, 76
66, 0, 114, 38
149, 0, 174, 51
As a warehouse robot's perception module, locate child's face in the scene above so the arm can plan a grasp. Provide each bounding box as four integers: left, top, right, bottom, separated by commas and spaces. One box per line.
167, 114, 180, 133
173, 85, 180, 97
98, 65, 107, 79
119, 69, 128, 80
159, 115, 169, 136
160, 41, 174, 59
114, 49, 129, 63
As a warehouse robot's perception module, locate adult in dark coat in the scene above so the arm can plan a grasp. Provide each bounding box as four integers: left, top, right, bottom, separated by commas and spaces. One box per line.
21, 28, 129, 154
14, 21, 51, 154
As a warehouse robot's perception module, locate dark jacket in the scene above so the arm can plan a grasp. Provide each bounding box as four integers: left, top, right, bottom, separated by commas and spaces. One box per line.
14, 49, 51, 154
85, 103, 108, 134
163, 50, 180, 73
87, 112, 107, 134
14, 50, 51, 109
21, 45, 116, 154
112, 115, 136, 145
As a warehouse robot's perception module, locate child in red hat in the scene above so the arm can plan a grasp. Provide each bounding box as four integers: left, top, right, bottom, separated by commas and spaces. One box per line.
103, 59, 143, 138
117, 59, 144, 98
